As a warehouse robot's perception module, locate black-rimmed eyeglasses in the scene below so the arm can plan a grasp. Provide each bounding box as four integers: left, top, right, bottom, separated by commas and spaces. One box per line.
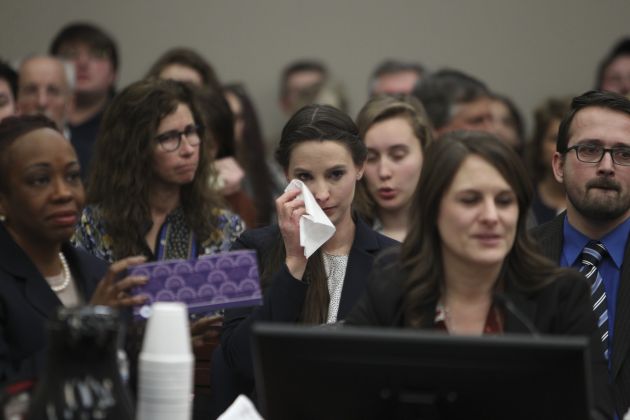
155, 124, 202, 152
565, 143, 630, 166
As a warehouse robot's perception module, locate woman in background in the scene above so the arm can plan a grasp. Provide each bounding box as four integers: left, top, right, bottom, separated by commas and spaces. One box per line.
224, 83, 276, 226
489, 93, 526, 156
0, 115, 146, 384
73, 78, 243, 262
355, 94, 432, 241
196, 86, 258, 228
527, 97, 571, 225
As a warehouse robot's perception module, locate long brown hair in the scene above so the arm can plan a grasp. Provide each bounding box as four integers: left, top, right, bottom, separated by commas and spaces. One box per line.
145, 47, 222, 94
400, 131, 559, 327
224, 83, 275, 227
86, 79, 224, 260
262, 104, 366, 324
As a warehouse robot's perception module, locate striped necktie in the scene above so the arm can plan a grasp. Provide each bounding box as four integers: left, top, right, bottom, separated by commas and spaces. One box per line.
579, 240, 609, 360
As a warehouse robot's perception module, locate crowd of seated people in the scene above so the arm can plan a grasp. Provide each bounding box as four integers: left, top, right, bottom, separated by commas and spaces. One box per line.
1, 22, 630, 419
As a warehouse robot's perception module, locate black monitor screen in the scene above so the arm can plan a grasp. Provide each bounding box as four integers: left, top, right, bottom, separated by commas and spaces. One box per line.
252, 323, 592, 420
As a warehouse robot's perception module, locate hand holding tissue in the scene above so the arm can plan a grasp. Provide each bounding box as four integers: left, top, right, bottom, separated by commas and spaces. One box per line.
284, 179, 336, 258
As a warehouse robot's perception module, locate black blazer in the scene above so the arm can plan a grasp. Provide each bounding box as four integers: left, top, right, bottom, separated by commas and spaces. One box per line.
345, 247, 613, 419
220, 217, 398, 384
531, 213, 630, 417
0, 224, 107, 385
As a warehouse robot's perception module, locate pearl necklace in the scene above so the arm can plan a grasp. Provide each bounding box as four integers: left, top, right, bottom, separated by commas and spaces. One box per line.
51, 252, 71, 293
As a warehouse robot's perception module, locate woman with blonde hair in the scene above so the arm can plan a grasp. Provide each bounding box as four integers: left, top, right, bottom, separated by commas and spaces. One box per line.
355, 94, 432, 241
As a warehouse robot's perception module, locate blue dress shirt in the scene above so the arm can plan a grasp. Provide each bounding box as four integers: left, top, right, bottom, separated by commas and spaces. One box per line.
561, 215, 630, 362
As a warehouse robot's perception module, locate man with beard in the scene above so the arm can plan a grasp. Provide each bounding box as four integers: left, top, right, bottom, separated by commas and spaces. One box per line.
531, 90, 630, 418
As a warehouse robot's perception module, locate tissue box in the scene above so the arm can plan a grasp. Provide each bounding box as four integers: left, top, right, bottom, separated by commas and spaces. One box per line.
128, 250, 262, 319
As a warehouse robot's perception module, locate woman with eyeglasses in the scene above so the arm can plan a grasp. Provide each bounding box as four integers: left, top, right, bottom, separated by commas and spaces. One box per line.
73, 78, 244, 264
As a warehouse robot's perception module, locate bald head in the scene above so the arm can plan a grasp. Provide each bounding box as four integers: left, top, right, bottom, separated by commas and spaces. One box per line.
17, 56, 73, 130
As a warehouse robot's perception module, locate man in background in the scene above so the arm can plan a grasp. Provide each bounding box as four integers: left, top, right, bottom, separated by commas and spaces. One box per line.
278, 59, 328, 117
596, 38, 630, 97
531, 90, 630, 417
17, 55, 73, 132
50, 22, 118, 178
413, 68, 493, 137
368, 59, 425, 96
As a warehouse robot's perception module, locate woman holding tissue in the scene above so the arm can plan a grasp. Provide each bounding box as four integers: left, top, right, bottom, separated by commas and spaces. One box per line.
73, 78, 244, 262
0, 115, 148, 385
214, 104, 397, 411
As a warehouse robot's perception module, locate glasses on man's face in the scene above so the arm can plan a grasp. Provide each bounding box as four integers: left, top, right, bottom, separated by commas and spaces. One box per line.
565, 143, 630, 166
155, 124, 202, 152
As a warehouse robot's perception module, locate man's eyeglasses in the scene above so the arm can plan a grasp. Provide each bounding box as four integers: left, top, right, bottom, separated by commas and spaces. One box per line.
565, 143, 630, 166
155, 124, 202, 152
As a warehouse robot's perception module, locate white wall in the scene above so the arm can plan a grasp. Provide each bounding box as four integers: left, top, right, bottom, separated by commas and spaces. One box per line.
2, 0, 629, 149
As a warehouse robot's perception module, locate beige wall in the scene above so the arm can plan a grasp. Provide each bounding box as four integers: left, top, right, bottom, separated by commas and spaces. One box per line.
1, 0, 629, 151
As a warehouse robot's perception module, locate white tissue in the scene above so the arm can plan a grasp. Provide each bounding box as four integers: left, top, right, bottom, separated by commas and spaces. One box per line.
284, 179, 336, 258
217, 395, 264, 420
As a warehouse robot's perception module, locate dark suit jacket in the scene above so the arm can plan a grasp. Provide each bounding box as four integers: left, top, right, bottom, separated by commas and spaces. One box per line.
218, 218, 398, 390
345, 247, 613, 419
0, 224, 107, 385
531, 213, 630, 417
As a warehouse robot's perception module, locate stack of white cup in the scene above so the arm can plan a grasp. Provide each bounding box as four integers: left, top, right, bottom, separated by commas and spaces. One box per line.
136, 302, 193, 420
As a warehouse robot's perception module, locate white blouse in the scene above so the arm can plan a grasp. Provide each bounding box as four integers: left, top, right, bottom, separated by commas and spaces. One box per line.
323, 253, 349, 324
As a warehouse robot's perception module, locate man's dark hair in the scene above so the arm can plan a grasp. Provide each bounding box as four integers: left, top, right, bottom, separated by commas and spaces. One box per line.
369, 59, 425, 90
595, 38, 630, 90
0, 59, 17, 99
557, 90, 630, 153
145, 48, 222, 94
0, 114, 59, 192
412, 69, 489, 130
279, 59, 328, 99
50, 22, 119, 72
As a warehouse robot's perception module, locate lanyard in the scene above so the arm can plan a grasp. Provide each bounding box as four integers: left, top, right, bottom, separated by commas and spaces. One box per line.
155, 218, 198, 260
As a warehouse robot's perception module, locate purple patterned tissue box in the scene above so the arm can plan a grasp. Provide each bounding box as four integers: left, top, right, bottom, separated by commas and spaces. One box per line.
128, 250, 262, 319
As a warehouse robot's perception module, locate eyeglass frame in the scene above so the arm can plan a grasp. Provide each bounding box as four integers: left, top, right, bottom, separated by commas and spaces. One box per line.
564, 143, 630, 166
154, 124, 203, 152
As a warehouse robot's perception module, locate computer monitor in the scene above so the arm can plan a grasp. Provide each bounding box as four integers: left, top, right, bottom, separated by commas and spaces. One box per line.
252, 323, 593, 420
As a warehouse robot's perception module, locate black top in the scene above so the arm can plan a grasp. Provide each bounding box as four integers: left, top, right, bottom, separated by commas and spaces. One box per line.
345, 248, 614, 419
69, 109, 105, 181
0, 223, 107, 385
220, 217, 398, 385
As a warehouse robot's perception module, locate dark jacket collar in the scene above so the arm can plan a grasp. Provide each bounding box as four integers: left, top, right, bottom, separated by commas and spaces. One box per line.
337, 217, 397, 319
0, 224, 100, 317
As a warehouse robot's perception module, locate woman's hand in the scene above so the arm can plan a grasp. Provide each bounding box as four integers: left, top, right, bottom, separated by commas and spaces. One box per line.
190, 314, 223, 351
89, 255, 149, 307
215, 157, 245, 196
276, 188, 308, 280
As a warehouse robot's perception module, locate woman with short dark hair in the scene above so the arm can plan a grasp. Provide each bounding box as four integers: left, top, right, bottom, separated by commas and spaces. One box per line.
0, 114, 146, 384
